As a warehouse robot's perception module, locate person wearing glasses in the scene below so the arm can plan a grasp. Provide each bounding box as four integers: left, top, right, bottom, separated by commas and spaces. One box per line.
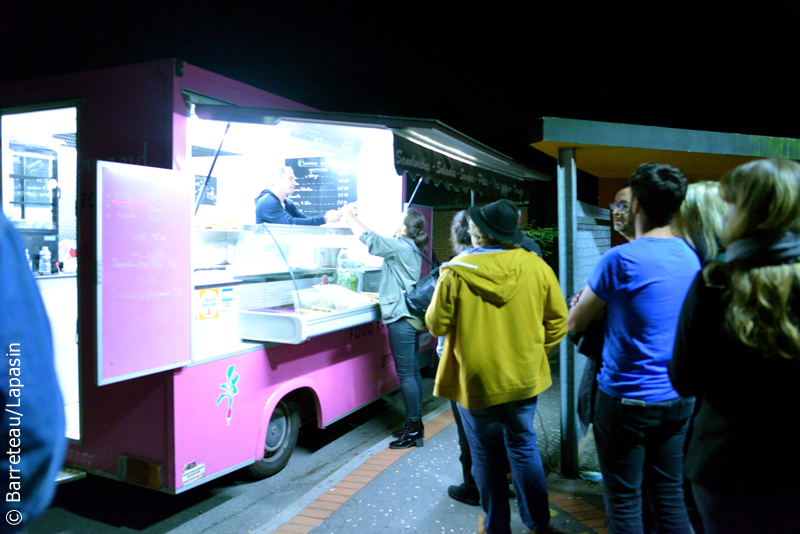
575, 184, 636, 431
611, 183, 635, 242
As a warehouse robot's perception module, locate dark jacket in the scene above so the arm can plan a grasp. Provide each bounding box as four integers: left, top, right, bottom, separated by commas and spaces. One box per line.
670, 271, 800, 492
254, 189, 325, 225
521, 236, 543, 258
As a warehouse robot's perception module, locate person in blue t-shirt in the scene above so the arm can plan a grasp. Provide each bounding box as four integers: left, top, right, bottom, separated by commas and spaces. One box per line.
567, 164, 699, 534
254, 166, 343, 225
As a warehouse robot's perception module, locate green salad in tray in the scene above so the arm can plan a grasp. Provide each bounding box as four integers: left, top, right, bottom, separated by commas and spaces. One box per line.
335, 269, 359, 291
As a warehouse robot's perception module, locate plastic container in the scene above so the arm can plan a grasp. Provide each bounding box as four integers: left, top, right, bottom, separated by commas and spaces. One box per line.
314, 247, 341, 268
39, 246, 51, 275
292, 284, 372, 313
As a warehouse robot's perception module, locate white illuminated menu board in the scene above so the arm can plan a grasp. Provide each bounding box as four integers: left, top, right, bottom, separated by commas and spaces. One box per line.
96, 161, 192, 385
287, 157, 357, 215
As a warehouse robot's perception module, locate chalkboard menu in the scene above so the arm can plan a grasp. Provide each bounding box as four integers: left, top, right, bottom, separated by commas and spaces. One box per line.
286, 157, 357, 216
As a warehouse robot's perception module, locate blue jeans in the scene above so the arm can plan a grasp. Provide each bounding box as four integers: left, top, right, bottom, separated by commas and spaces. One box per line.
387, 319, 422, 420
458, 397, 549, 534
594, 391, 695, 534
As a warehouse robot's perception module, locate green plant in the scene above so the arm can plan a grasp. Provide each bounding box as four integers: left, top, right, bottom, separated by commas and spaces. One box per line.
521, 222, 558, 256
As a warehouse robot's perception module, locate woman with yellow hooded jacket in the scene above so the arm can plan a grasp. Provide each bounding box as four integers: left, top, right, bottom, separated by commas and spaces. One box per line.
426, 199, 568, 534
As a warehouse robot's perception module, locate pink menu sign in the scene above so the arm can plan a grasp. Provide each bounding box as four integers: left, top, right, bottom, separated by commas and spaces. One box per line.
97, 162, 192, 385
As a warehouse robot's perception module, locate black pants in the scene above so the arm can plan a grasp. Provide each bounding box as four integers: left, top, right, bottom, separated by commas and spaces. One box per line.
594, 391, 695, 534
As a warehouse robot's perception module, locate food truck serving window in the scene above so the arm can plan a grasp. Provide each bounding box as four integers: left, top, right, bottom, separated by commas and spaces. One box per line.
188, 110, 401, 234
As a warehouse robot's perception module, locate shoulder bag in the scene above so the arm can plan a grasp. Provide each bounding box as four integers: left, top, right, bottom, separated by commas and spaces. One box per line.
391, 241, 439, 320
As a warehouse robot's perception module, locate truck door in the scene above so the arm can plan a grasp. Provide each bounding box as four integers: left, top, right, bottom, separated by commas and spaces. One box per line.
96, 161, 192, 385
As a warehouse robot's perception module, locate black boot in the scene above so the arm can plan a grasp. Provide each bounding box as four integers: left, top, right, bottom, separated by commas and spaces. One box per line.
392, 419, 424, 438
447, 483, 480, 506
389, 419, 424, 449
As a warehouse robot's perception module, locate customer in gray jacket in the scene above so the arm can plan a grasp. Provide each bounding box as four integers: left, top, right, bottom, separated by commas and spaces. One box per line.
342, 205, 428, 449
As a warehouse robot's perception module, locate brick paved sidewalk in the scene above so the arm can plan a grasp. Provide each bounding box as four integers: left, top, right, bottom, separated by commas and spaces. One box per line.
265, 408, 607, 534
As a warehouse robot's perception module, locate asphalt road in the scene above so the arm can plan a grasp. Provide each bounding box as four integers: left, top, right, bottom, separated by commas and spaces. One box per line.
29, 379, 448, 534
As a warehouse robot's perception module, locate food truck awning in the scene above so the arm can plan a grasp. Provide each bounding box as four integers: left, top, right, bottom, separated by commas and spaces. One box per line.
194, 105, 550, 198
530, 117, 800, 180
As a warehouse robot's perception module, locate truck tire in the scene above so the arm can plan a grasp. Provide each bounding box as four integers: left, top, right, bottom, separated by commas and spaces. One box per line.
247, 399, 300, 478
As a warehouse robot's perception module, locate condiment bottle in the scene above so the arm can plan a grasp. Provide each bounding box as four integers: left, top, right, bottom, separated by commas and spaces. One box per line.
39, 246, 51, 275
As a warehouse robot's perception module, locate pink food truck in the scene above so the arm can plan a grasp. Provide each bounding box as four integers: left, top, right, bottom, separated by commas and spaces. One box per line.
0, 59, 534, 492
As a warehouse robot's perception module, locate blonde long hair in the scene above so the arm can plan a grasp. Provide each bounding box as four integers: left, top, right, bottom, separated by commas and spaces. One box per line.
672, 181, 727, 263
705, 159, 800, 360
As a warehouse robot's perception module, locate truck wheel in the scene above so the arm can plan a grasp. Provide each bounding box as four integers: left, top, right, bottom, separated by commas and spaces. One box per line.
247, 399, 300, 479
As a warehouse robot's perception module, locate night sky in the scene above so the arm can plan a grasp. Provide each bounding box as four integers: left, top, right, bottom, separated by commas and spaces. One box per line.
2, 3, 799, 176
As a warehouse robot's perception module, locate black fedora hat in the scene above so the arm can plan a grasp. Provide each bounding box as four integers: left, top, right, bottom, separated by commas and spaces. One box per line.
468, 200, 523, 246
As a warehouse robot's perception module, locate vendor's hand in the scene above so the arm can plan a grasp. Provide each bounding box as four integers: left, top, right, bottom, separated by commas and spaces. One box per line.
324, 209, 343, 223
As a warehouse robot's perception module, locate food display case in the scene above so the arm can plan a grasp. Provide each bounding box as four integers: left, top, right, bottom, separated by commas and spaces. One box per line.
234, 224, 381, 344
193, 224, 383, 346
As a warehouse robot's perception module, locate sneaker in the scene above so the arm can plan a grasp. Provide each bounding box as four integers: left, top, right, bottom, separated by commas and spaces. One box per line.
447, 483, 480, 506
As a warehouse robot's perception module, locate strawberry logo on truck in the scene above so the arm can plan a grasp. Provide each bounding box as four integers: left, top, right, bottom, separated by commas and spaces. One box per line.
216, 365, 239, 425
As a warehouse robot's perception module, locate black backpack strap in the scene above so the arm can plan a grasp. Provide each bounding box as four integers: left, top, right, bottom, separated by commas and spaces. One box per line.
388, 265, 409, 296
390, 239, 437, 294
401, 239, 436, 268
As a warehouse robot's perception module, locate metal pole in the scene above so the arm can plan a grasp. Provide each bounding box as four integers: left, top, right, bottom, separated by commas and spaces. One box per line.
195, 121, 230, 216
557, 147, 579, 478
404, 175, 423, 210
